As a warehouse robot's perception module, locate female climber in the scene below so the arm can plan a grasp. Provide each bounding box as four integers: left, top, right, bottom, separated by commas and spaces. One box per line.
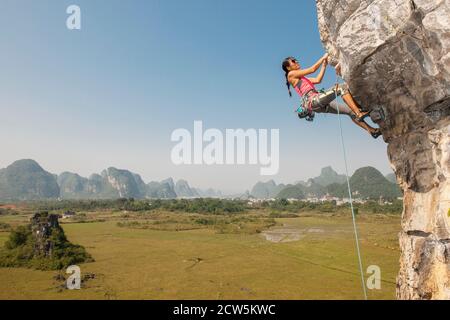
281, 54, 382, 139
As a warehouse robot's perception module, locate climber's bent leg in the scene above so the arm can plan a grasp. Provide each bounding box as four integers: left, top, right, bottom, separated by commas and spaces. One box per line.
333, 82, 370, 120
312, 83, 369, 120
312, 83, 359, 113
340, 88, 370, 120
311, 88, 338, 109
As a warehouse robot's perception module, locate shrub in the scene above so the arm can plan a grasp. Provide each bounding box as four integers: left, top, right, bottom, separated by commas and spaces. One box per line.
0, 222, 93, 270
0, 222, 11, 231
5, 225, 31, 249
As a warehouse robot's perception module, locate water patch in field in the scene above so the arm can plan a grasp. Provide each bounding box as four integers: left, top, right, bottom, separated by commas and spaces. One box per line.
261, 227, 305, 243
307, 228, 324, 233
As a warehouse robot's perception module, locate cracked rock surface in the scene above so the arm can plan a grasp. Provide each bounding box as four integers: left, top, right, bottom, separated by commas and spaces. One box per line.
316, 0, 450, 299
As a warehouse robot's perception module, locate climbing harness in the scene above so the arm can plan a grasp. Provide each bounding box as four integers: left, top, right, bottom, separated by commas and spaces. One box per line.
296, 87, 336, 122
296, 90, 316, 122
294, 77, 319, 122
296, 107, 315, 122
334, 75, 368, 300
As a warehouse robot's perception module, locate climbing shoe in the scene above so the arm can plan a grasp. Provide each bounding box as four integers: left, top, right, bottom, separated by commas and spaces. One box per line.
371, 129, 382, 139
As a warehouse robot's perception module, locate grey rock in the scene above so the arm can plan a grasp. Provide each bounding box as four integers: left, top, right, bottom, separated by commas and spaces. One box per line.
30, 212, 60, 257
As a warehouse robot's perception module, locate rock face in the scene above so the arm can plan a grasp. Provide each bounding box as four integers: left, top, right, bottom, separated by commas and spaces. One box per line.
57, 172, 91, 199
101, 167, 147, 198
30, 212, 60, 257
316, 0, 450, 299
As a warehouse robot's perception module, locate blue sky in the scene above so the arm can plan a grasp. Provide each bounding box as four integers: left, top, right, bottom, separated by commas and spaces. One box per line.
0, 0, 392, 193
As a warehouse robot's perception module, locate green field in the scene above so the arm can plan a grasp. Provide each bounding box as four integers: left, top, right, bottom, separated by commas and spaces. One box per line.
0, 210, 400, 300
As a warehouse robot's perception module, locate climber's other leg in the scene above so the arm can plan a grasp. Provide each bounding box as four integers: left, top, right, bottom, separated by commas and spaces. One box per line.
325, 101, 381, 138
350, 118, 381, 138
338, 84, 370, 121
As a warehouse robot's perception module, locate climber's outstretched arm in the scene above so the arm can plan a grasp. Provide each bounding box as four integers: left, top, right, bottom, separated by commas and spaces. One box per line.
288, 54, 328, 80
310, 59, 328, 84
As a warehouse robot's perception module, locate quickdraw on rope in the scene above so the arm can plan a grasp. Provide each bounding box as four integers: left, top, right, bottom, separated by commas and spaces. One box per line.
334, 75, 368, 300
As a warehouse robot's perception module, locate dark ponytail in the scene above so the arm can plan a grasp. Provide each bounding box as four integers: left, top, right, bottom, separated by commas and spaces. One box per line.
285, 71, 292, 97
282, 57, 294, 97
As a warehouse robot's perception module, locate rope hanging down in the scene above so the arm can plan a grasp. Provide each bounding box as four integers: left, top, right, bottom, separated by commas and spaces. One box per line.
334, 77, 368, 300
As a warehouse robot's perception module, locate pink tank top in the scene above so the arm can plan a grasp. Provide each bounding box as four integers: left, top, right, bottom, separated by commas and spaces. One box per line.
293, 77, 317, 97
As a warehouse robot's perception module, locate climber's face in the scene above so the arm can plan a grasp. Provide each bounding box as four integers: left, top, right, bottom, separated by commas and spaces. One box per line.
289, 58, 300, 71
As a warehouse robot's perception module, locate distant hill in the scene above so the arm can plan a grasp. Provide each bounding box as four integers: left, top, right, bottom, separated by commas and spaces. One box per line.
58, 172, 180, 200
175, 179, 199, 198
273, 180, 327, 200
0, 160, 59, 201
323, 167, 402, 199
385, 173, 397, 184
251, 166, 345, 200
161, 180, 223, 199
250, 180, 286, 199
100, 168, 147, 198
58, 170, 217, 200
312, 166, 347, 186
146, 180, 177, 199
274, 166, 401, 200
302, 180, 328, 198
346, 167, 402, 199
0, 159, 222, 200
276, 185, 305, 200
57, 172, 91, 199
58, 168, 147, 199
0, 160, 401, 201
192, 188, 222, 198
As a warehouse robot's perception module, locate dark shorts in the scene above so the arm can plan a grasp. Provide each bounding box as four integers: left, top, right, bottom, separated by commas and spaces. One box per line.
310, 84, 354, 116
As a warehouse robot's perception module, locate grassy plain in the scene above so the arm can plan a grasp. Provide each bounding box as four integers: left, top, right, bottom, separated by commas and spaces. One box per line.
0, 209, 400, 300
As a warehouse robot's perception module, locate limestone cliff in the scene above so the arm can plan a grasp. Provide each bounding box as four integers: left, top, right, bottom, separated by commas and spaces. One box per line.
315, 0, 449, 299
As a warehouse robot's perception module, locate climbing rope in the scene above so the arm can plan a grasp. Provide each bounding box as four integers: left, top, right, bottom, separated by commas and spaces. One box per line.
334, 76, 368, 300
